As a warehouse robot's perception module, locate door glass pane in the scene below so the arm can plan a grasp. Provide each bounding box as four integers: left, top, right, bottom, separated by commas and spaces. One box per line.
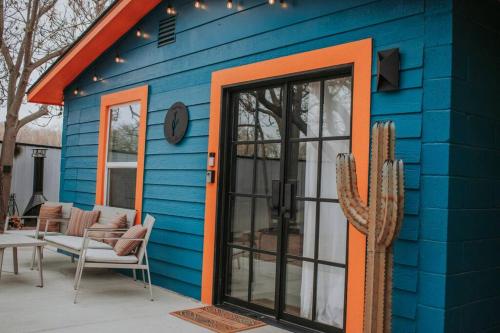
290, 81, 321, 139
227, 248, 249, 301
288, 200, 315, 258
323, 77, 352, 137
107, 168, 136, 209
289, 141, 318, 198
251, 253, 276, 309
318, 203, 347, 264
108, 102, 140, 162
320, 140, 349, 199
255, 143, 281, 195
315, 265, 345, 328
285, 259, 313, 319
256, 87, 283, 141
234, 144, 254, 194
254, 198, 278, 251
236, 92, 256, 142
230, 196, 252, 246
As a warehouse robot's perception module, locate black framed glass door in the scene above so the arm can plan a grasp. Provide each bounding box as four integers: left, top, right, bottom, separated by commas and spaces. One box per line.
218, 69, 353, 333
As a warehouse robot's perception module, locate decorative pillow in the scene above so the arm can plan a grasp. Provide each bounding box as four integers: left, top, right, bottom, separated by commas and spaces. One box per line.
87, 223, 108, 242
38, 205, 62, 232
114, 224, 147, 256
66, 208, 100, 237
104, 214, 127, 246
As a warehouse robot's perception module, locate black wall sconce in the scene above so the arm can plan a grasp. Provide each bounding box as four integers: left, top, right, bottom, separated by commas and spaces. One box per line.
376, 48, 400, 92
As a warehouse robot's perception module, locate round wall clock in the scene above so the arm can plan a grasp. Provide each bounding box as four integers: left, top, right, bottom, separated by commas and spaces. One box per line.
164, 102, 189, 144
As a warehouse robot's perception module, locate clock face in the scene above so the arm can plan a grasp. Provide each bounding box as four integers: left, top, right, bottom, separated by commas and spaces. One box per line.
164, 102, 189, 144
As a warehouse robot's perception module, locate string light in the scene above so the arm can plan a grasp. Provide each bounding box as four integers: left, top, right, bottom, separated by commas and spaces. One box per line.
280, 0, 287, 8
226, 0, 233, 9
114, 52, 122, 63
194, 0, 201, 9
92, 73, 98, 82
268, 0, 275, 4
166, 3, 175, 15
73, 88, 79, 96
136, 28, 142, 37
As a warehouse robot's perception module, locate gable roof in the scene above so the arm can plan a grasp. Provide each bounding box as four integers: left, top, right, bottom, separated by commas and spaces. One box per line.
27, 0, 162, 105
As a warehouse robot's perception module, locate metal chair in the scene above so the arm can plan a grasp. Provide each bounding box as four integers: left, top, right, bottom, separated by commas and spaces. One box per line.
73, 214, 155, 303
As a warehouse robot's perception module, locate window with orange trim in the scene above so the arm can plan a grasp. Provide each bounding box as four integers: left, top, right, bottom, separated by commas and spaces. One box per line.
96, 85, 148, 224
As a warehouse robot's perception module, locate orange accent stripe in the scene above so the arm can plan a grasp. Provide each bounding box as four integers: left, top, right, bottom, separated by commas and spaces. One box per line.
27, 0, 161, 105
96, 85, 149, 224
202, 39, 372, 333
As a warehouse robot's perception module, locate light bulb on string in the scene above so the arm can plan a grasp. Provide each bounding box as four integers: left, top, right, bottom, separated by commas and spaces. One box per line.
166, 3, 175, 15
227, 0, 233, 9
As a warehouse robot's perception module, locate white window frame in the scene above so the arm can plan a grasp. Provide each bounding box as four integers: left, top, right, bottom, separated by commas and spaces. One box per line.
103, 101, 140, 206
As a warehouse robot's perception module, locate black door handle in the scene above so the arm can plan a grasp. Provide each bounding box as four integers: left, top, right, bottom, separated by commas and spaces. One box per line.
283, 182, 296, 220
271, 180, 280, 218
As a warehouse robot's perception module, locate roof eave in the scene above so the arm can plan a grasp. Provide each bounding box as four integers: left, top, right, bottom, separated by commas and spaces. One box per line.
27, 0, 162, 105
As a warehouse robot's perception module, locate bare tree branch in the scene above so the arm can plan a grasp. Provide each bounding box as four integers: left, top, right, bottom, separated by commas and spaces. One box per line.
0, 0, 113, 232
17, 104, 48, 129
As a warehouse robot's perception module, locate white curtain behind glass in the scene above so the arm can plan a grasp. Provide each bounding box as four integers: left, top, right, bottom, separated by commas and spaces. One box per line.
300, 82, 319, 321
299, 81, 348, 329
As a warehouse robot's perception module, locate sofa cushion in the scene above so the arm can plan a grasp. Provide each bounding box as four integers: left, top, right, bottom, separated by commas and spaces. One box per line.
88, 214, 126, 244
39, 205, 62, 232
5, 229, 61, 238
84, 249, 138, 264
93, 205, 136, 228
44, 201, 73, 219
66, 208, 100, 237
114, 225, 147, 256
44, 235, 112, 251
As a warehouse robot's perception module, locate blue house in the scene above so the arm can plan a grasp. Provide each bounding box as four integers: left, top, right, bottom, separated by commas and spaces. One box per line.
28, 1, 500, 332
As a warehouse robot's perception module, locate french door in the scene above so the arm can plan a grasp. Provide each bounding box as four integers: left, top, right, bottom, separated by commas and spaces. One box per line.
217, 68, 353, 333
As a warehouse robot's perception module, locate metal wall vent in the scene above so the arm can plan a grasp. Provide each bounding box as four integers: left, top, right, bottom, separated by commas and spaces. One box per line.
158, 16, 176, 47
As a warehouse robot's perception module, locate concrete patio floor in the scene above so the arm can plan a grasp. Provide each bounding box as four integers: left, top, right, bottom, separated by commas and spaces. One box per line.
0, 247, 288, 333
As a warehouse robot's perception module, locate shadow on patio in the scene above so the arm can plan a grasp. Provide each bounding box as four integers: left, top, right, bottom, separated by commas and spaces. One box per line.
0, 247, 287, 333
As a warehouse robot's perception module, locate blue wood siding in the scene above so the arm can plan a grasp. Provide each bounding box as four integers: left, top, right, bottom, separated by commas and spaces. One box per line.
60, 0, 456, 331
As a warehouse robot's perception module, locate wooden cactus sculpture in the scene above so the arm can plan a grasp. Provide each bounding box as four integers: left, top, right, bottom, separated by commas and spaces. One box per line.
336, 121, 404, 333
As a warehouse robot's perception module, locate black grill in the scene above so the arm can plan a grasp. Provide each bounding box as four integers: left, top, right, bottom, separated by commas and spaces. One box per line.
158, 16, 176, 47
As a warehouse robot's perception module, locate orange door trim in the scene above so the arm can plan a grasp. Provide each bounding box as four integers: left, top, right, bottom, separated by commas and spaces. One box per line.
202, 39, 372, 333
95, 85, 149, 225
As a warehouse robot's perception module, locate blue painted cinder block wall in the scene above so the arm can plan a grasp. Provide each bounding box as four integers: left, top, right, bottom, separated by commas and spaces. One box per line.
60, 1, 456, 331
443, 1, 500, 332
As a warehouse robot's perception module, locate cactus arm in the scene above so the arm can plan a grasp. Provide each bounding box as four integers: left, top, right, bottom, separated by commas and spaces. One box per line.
336, 154, 368, 234
377, 161, 399, 247
347, 154, 369, 217
395, 160, 405, 237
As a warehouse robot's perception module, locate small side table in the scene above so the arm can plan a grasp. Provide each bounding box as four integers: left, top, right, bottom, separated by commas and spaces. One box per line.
0, 234, 46, 287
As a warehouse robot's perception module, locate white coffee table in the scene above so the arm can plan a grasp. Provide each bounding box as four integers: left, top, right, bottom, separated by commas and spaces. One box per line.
0, 234, 46, 287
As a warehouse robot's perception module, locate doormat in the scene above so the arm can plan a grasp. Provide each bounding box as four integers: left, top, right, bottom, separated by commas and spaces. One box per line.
170, 306, 266, 333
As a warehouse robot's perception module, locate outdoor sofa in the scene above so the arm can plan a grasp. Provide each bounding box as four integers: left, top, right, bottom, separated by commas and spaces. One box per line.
73, 214, 155, 303
5, 202, 136, 268
40, 204, 136, 261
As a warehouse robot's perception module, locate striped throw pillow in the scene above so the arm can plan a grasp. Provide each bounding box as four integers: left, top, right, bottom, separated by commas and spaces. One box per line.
38, 205, 62, 232
114, 224, 147, 256
103, 214, 128, 246
66, 208, 100, 237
